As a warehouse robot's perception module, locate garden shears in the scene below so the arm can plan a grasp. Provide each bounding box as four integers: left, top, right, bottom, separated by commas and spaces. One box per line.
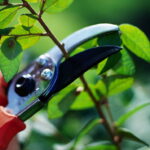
0, 23, 121, 149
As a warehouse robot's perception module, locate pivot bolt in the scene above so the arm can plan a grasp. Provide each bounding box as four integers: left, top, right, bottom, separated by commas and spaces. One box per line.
37, 55, 48, 66
41, 69, 53, 80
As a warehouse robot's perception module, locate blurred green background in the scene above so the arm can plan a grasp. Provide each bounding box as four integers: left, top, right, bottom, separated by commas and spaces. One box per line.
14, 0, 150, 150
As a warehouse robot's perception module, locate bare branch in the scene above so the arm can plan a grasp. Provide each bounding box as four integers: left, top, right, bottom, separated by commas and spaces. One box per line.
39, 0, 46, 18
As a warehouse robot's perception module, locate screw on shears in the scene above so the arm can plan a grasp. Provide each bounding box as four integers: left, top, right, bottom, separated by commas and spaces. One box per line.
41, 69, 54, 80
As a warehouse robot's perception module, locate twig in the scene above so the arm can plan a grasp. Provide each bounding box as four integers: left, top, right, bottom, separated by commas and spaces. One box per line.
2, 0, 9, 5
0, 2, 22, 6
102, 97, 114, 124
39, 0, 46, 18
7, 33, 48, 37
21, 0, 69, 58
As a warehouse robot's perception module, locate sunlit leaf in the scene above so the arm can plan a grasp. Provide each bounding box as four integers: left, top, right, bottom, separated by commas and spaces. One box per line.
0, 0, 3, 4
95, 79, 107, 96
70, 90, 94, 110
118, 88, 134, 106
137, 147, 150, 150
97, 52, 121, 74
71, 38, 97, 56
0, 37, 22, 81
45, 0, 74, 13
71, 70, 100, 110
98, 31, 122, 46
113, 49, 135, 75
116, 103, 150, 126
120, 24, 150, 62
10, 25, 42, 49
0, 27, 14, 36
105, 76, 134, 96
117, 128, 148, 146
26, 0, 38, 2
0, 5, 21, 29
81, 38, 98, 49
48, 84, 77, 119
72, 119, 101, 148
83, 142, 117, 150
97, 31, 122, 74
54, 141, 74, 150
19, 14, 37, 27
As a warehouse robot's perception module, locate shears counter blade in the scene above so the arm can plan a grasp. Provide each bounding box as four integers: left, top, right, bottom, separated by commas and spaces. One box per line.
6, 24, 121, 121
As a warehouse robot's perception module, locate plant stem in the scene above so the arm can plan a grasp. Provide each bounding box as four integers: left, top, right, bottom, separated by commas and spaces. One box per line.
7, 33, 48, 37
102, 97, 114, 125
39, 0, 46, 18
79, 76, 114, 137
0, 3, 23, 6
22, 1, 121, 149
3, 0, 9, 5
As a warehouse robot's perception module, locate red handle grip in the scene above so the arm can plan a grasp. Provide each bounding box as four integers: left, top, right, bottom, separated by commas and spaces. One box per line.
0, 75, 8, 107
0, 106, 26, 150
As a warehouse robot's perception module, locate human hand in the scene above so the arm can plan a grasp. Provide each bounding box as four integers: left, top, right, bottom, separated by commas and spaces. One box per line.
0, 72, 26, 150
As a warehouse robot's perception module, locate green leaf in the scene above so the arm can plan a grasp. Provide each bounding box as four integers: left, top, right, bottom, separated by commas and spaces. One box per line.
54, 141, 74, 150
48, 84, 77, 119
120, 24, 150, 62
137, 147, 150, 150
98, 31, 122, 46
116, 103, 150, 126
71, 38, 97, 56
0, 37, 22, 81
105, 76, 134, 96
71, 80, 107, 110
0, 5, 21, 29
95, 80, 107, 96
71, 70, 100, 110
97, 52, 121, 74
26, 0, 38, 2
83, 142, 117, 150
81, 38, 98, 49
45, 0, 74, 13
72, 119, 101, 148
117, 128, 149, 146
19, 14, 37, 27
97, 31, 122, 74
119, 88, 134, 106
0, 0, 3, 4
0, 27, 14, 36
113, 49, 135, 75
70, 90, 94, 110
10, 25, 42, 49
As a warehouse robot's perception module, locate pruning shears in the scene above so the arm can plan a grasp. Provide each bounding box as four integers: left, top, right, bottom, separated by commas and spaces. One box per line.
0, 23, 121, 149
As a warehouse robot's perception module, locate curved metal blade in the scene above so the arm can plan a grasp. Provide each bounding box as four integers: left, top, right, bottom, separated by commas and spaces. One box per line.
41, 45, 121, 100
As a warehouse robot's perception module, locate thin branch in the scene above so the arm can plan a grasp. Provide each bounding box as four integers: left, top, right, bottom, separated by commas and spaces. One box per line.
2, 0, 9, 5
21, 0, 69, 58
22, 0, 37, 15
38, 17, 69, 58
39, 0, 46, 18
101, 97, 114, 125
6, 33, 48, 37
0, 2, 22, 6
80, 77, 113, 136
